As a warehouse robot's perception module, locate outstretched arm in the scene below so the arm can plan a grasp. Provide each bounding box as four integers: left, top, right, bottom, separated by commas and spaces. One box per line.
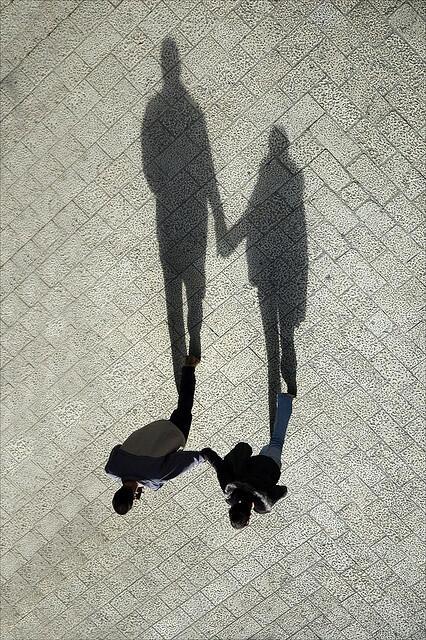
201, 447, 223, 470
219, 216, 249, 256
201, 446, 234, 492
160, 450, 206, 482
209, 179, 229, 253
194, 113, 246, 256
207, 169, 248, 257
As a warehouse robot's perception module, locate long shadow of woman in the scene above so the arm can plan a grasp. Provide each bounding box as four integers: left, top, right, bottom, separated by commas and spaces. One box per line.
221, 126, 308, 433
141, 38, 225, 386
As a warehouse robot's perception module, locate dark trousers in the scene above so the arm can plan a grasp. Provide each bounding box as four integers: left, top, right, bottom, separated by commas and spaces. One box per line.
169, 366, 196, 441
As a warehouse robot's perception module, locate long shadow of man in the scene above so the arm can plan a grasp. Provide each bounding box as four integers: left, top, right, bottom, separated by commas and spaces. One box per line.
142, 38, 225, 386
221, 127, 308, 432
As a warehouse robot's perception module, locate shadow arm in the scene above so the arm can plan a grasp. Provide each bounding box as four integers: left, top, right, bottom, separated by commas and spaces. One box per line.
141, 110, 165, 195
195, 113, 246, 255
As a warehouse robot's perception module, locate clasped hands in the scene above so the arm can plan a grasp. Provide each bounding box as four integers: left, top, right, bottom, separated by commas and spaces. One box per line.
213, 207, 232, 258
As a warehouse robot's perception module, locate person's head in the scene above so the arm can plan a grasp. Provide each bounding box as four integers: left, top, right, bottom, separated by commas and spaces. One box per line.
112, 481, 142, 515
229, 500, 252, 529
268, 126, 289, 159
160, 37, 181, 82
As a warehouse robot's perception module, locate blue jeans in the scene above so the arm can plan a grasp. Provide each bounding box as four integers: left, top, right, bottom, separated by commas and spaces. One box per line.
259, 393, 293, 468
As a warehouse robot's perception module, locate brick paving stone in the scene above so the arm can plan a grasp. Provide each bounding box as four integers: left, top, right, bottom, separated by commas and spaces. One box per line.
0, 1, 425, 639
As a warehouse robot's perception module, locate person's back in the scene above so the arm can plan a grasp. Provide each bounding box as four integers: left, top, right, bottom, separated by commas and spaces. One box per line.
202, 393, 293, 527
105, 357, 205, 514
220, 445, 281, 493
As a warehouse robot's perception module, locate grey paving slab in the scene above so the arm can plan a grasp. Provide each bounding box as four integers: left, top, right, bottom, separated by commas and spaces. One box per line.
0, 1, 425, 639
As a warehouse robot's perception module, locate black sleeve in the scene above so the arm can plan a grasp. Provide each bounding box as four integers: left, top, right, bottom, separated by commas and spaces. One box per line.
201, 447, 233, 493
201, 447, 223, 470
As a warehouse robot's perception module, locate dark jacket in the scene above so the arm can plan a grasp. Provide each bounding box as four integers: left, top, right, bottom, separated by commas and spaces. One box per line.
202, 442, 287, 513
105, 444, 205, 491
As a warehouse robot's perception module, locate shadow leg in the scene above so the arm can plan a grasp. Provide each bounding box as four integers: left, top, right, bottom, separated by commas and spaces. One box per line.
279, 307, 297, 397
164, 276, 187, 388
186, 271, 204, 360
258, 288, 281, 435
187, 298, 202, 359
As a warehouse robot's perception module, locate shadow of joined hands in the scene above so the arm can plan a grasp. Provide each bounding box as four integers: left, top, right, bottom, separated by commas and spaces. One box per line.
219, 127, 308, 431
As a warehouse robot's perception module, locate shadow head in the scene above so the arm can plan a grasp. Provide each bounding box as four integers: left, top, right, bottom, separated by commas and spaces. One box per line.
161, 37, 181, 81
268, 125, 290, 159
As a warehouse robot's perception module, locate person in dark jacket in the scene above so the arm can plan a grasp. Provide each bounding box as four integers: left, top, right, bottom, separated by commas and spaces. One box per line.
105, 355, 205, 515
202, 393, 293, 528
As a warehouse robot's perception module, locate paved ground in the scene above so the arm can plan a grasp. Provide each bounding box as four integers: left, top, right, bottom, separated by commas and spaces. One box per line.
1, 1, 425, 639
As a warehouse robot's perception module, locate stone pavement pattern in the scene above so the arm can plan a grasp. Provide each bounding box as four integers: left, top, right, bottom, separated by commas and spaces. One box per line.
1, 0, 425, 639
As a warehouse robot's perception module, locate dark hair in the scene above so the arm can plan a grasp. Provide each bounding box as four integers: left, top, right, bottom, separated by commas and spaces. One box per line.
112, 486, 134, 515
229, 501, 252, 529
